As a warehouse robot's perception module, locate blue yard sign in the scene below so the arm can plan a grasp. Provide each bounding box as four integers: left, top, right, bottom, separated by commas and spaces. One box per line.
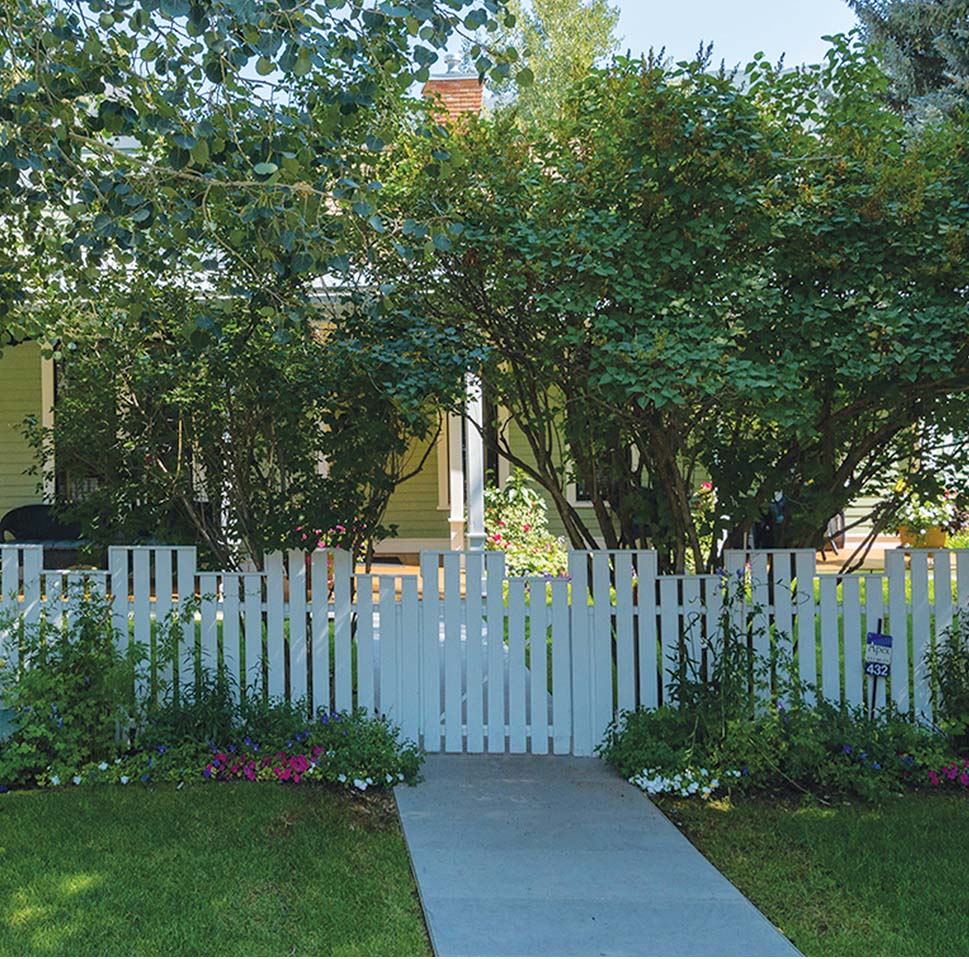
865, 632, 893, 678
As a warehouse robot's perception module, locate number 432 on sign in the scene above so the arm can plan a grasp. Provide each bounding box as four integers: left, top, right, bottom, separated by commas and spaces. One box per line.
865, 632, 892, 678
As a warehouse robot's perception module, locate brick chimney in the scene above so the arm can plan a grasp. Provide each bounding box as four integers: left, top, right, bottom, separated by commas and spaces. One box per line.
422, 54, 484, 119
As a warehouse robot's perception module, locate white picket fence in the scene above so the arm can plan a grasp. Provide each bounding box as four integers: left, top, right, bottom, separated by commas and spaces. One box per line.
1, 544, 968, 756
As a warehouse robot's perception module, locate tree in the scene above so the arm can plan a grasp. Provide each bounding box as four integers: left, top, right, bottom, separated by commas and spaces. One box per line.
2, 0, 519, 563
0, 0, 517, 349
370, 40, 969, 572
848, 0, 969, 116
476, 0, 619, 121
25, 276, 457, 569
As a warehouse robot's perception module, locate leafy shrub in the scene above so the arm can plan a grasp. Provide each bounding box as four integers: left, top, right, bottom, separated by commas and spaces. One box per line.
930, 609, 969, 753
1, 594, 423, 792
0, 589, 137, 787
484, 470, 568, 577
598, 577, 952, 802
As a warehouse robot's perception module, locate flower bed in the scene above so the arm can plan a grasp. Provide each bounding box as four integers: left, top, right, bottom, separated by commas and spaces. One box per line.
27, 707, 423, 794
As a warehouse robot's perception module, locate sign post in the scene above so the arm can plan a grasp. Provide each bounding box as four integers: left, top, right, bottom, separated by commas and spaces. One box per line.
865, 618, 892, 718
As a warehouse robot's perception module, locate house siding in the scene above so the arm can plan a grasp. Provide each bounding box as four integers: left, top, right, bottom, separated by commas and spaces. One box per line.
380, 432, 450, 545
0, 342, 43, 516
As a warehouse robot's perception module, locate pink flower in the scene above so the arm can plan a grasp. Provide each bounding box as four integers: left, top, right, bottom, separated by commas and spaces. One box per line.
960, 773, 969, 787
700, 481, 713, 491
947, 766, 959, 780
523, 524, 531, 532
928, 770, 940, 785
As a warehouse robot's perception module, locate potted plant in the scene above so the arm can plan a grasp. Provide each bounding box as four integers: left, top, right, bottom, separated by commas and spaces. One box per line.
890, 487, 957, 548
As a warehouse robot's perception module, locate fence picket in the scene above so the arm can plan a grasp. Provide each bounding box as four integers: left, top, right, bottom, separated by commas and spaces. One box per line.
243, 573, 263, 699
333, 550, 353, 714
176, 549, 196, 701
442, 554, 463, 752
507, 577, 527, 753
527, 576, 549, 755
659, 577, 679, 704
486, 553, 506, 753
46, 572, 63, 637
198, 573, 219, 683
310, 553, 329, 714
885, 550, 910, 714
819, 576, 840, 703
636, 551, 659, 710
356, 574, 375, 715
842, 576, 863, 707
108, 547, 129, 667
614, 553, 636, 714
794, 551, 818, 704
155, 552, 173, 699
420, 553, 441, 752
378, 575, 399, 722
750, 552, 770, 666
222, 574, 241, 700
957, 551, 969, 613
265, 553, 285, 701
288, 550, 308, 708
568, 553, 592, 756
591, 553, 613, 743
0, 548, 19, 666
865, 574, 886, 711
399, 576, 420, 743
910, 551, 931, 721
772, 553, 794, 656
464, 552, 485, 753
551, 577, 571, 754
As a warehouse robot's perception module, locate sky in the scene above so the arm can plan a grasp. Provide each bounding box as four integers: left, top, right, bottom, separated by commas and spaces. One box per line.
612, 0, 860, 70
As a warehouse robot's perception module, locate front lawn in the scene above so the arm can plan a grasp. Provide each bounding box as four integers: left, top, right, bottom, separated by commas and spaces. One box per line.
661, 793, 969, 957
0, 784, 430, 957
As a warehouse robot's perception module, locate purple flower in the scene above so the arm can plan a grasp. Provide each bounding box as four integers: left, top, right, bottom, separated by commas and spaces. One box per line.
872, 762, 881, 770
202, 768, 212, 779
157, 745, 166, 755
141, 773, 150, 782
843, 745, 851, 754
0, 785, 8, 794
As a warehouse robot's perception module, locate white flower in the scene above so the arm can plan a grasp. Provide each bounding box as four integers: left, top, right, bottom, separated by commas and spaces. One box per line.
337, 773, 347, 783
50, 775, 61, 786
114, 757, 122, 765
72, 775, 82, 785
353, 778, 368, 790
97, 761, 108, 771
386, 774, 394, 784
120, 776, 129, 785
398, 772, 405, 781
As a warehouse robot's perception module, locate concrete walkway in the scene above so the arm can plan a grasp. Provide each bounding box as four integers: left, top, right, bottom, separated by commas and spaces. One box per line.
395, 754, 799, 957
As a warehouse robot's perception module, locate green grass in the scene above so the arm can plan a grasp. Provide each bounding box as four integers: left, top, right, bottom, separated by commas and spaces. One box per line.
660, 793, 969, 956
0, 784, 430, 957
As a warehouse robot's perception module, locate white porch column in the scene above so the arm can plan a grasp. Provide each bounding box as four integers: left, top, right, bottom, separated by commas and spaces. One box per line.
447, 411, 465, 550
465, 373, 486, 550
